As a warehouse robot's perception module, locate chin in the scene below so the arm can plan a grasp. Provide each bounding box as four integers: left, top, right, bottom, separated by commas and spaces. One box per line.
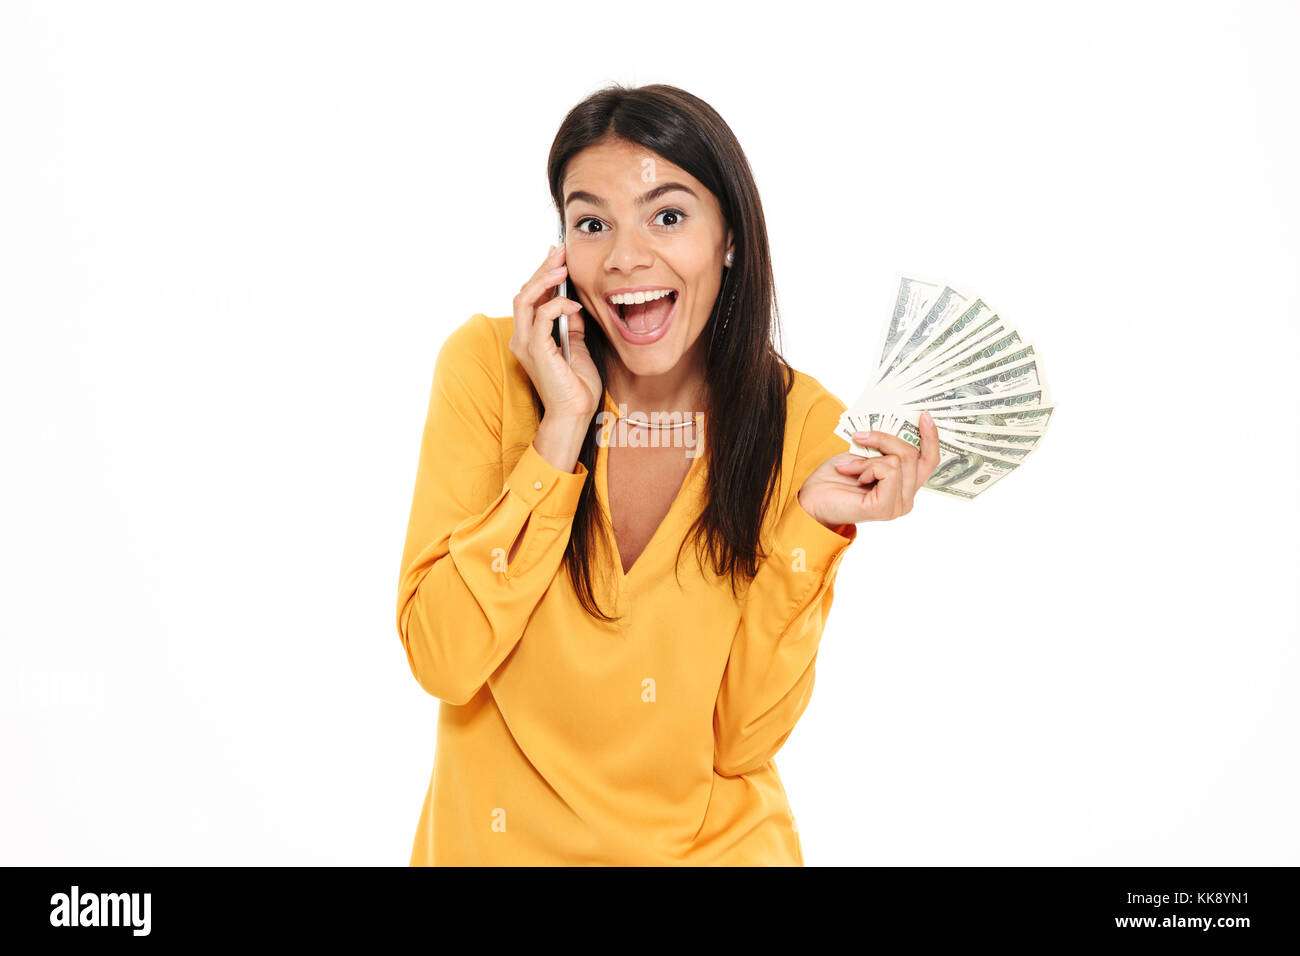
601, 327, 685, 371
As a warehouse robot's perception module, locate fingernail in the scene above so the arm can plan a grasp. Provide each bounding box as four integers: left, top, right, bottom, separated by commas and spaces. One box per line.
547, 244, 555, 256
921, 411, 933, 426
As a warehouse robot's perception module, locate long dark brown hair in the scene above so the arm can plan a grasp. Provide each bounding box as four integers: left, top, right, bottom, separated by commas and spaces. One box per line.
535, 83, 794, 622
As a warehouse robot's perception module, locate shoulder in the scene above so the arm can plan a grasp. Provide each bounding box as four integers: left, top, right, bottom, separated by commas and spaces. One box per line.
477, 313, 516, 354
435, 314, 540, 442
785, 365, 847, 431
781, 364, 850, 488
438, 313, 506, 367
432, 313, 512, 396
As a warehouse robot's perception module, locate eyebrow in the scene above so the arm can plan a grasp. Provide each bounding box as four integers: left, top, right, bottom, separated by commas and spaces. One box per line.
564, 182, 699, 210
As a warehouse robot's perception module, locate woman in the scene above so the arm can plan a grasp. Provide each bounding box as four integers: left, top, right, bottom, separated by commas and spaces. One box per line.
396, 83, 940, 866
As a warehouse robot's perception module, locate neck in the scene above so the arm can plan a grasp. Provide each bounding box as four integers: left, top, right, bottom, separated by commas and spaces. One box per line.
605, 338, 709, 417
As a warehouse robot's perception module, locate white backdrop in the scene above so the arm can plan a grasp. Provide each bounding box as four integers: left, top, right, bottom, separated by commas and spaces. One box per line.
2, 0, 1296, 865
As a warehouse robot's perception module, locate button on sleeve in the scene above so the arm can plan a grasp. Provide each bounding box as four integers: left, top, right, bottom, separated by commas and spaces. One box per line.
504, 440, 588, 517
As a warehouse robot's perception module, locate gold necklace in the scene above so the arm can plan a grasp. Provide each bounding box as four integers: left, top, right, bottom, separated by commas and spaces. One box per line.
606, 385, 705, 429
615, 409, 701, 430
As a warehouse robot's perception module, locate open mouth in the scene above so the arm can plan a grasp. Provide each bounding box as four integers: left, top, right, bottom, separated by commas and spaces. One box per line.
605, 289, 679, 336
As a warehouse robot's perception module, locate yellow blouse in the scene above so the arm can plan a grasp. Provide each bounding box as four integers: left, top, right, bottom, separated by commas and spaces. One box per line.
396, 313, 858, 865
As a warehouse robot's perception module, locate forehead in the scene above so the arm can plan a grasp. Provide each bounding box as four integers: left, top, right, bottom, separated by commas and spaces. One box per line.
562, 138, 699, 200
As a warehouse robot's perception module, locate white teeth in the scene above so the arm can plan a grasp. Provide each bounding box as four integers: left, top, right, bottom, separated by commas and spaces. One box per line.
607, 289, 674, 305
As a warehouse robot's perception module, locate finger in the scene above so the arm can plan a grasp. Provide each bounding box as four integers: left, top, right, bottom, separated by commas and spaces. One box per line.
563, 312, 596, 372
857, 456, 902, 515
835, 462, 877, 487
873, 455, 904, 515
917, 410, 942, 485
565, 310, 588, 344
852, 429, 921, 465
859, 454, 901, 489
894, 452, 908, 516
836, 454, 887, 483
895, 445, 916, 511
887, 455, 906, 516
520, 244, 567, 292
513, 263, 570, 345
853, 428, 923, 511
513, 251, 557, 345
834, 452, 872, 471
841, 451, 899, 476
514, 254, 568, 323
531, 295, 581, 351
524, 262, 568, 303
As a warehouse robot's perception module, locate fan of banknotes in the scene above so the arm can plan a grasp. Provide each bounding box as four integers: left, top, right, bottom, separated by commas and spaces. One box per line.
833, 277, 1055, 500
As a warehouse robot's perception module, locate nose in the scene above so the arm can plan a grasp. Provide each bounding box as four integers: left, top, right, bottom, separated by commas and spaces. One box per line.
603, 222, 655, 273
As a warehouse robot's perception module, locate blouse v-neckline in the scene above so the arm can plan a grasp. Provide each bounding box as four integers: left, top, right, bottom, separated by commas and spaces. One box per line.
594, 389, 707, 592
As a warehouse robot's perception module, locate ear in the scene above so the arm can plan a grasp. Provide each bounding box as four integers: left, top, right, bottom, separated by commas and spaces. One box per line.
724, 225, 734, 260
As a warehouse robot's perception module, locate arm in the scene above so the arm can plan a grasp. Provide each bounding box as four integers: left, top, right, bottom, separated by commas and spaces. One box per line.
712, 391, 858, 777
395, 315, 589, 705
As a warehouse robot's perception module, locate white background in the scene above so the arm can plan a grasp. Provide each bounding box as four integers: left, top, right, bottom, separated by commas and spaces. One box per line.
2, 0, 1296, 865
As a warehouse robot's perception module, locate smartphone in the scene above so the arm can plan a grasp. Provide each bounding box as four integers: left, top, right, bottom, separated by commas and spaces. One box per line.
555, 215, 572, 365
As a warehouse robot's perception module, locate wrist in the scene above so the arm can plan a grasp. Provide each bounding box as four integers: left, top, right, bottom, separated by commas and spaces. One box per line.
798, 491, 852, 535
535, 414, 590, 473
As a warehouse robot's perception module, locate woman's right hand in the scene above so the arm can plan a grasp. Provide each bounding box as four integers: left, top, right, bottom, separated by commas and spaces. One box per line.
510, 244, 602, 425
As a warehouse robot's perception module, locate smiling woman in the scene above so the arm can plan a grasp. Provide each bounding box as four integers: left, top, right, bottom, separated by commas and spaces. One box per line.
542, 91, 803, 613
565, 150, 725, 361
567, 173, 705, 345
395, 83, 936, 867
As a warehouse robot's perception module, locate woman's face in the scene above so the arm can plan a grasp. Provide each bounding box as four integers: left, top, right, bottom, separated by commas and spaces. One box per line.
561, 137, 733, 381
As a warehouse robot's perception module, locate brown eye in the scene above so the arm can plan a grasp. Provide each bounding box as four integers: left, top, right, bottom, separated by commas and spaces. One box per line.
654, 209, 686, 229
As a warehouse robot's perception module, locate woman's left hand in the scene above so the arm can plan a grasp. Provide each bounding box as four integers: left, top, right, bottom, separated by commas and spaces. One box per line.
797, 412, 941, 528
